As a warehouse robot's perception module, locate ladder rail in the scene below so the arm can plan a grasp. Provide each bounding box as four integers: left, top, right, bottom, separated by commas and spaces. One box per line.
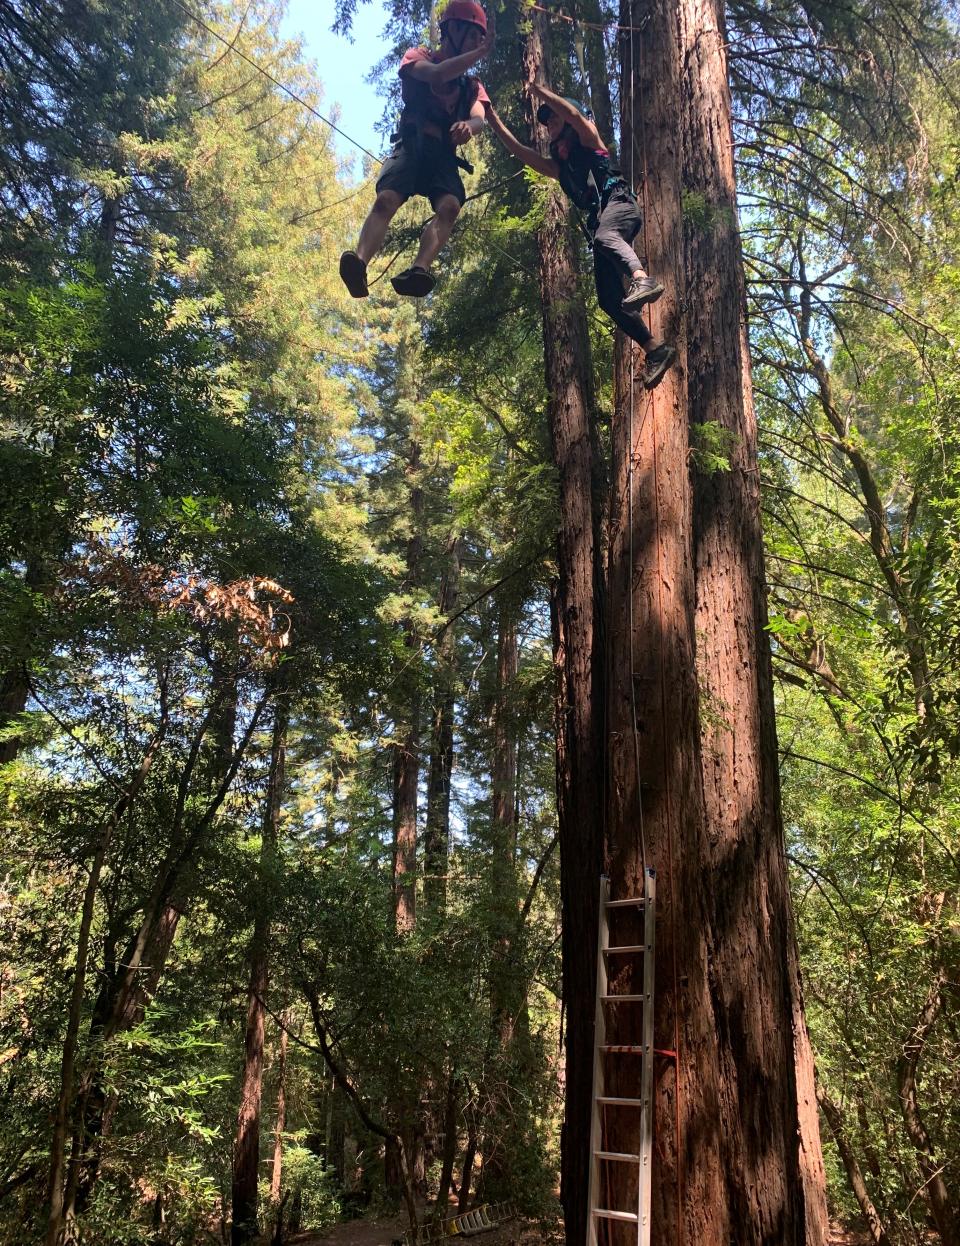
637, 869, 656, 1241
586, 870, 656, 1246
585, 875, 610, 1246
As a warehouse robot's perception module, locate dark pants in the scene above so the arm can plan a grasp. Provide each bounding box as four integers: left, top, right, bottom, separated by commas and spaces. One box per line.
592, 185, 652, 349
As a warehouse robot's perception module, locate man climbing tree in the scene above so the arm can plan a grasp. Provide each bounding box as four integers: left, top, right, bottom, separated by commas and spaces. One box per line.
486, 84, 676, 386
338, 0, 494, 299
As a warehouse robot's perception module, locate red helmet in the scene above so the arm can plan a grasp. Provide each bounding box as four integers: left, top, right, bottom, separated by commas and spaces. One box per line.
440, 0, 487, 34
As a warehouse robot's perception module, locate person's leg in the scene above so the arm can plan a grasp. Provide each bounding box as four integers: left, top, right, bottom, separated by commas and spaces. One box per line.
594, 194, 645, 284
594, 248, 677, 388
340, 147, 412, 297
595, 191, 665, 309
356, 188, 404, 263
412, 193, 461, 270
594, 248, 652, 349
392, 147, 466, 296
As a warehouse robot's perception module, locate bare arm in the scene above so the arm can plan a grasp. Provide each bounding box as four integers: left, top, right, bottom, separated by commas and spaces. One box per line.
449, 97, 487, 147
486, 105, 559, 178
406, 48, 484, 85
406, 12, 495, 86
529, 81, 605, 148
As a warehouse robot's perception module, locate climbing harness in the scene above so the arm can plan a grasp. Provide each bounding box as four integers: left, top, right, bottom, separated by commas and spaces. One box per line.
391, 70, 480, 177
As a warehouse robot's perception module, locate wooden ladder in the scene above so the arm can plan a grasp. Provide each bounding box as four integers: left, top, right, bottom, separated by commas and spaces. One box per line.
586, 871, 656, 1246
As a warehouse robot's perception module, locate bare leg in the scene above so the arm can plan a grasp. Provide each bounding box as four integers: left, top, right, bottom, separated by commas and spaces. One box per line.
412, 194, 461, 270
356, 189, 404, 264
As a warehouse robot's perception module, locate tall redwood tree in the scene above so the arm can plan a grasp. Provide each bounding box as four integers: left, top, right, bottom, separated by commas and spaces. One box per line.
567, 0, 830, 1241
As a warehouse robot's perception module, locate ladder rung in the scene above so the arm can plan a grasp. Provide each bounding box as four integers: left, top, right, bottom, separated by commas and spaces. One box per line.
605, 897, 645, 909
595, 1150, 641, 1162
593, 1209, 640, 1223
601, 993, 648, 1001
596, 1096, 643, 1105
600, 1044, 647, 1053
604, 944, 647, 954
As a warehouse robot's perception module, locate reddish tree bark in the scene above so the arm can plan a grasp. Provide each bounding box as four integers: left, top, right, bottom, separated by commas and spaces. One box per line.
598, 0, 830, 1241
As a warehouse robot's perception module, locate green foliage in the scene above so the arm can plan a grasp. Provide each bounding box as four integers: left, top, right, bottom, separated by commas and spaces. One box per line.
689, 420, 736, 475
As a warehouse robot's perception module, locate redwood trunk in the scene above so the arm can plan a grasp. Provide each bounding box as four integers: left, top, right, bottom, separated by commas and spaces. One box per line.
523, 15, 606, 1241
679, 0, 827, 1238
600, 0, 829, 1241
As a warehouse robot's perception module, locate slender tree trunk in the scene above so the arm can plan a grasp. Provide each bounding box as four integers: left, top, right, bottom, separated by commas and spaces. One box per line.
232, 702, 288, 1245
458, 1094, 480, 1213
521, 14, 607, 1241
482, 615, 522, 1195
435, 1070, 459, 1219
271, 1022, 289, 1203
393, 440, 423, 935
66, 661, 241, 1216
575, 0, 615, 142
489, 613, 519, 1047
816, 1082, 891, 1246
45, 712, 167, 1246
424, 534, 462, 912
896, 965, 957, 1246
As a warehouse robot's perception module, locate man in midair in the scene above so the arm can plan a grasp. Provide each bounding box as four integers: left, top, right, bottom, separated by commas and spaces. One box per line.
486, 83, 677, 388
339, 0, 494, 299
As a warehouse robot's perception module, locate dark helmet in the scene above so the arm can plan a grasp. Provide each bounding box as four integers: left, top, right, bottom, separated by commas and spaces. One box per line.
537, 97, 594, 125
440, 0, 488, 34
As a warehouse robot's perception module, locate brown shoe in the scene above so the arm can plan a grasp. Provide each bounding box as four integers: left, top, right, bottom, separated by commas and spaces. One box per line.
339, 250, 368, 298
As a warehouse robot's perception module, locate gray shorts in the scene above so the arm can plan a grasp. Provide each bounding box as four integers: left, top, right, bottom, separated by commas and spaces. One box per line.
376, 135, 466, 208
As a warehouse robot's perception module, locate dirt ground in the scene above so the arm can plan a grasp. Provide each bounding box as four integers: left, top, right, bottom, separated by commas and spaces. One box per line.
292, 1213, 550, 1246
289, 1214, 871, 1246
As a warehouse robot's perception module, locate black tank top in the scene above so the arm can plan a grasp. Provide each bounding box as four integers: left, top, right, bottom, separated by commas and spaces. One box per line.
549, 129, 617, 212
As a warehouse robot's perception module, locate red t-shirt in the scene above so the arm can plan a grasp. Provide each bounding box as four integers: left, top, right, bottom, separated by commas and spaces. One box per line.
398, 47, 490, 136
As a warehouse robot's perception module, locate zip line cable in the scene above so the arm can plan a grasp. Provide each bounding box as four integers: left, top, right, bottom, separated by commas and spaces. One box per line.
170, 0, 383, 162
173, 0, 650, 173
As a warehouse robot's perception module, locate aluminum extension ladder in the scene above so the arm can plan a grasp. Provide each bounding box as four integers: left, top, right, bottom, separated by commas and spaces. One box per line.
586, 870, 656, 1246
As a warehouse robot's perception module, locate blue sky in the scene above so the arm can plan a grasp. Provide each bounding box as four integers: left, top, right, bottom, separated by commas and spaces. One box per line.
281, 0, 394, 174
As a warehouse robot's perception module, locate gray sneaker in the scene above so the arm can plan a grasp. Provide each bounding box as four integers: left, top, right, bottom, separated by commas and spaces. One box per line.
643, 343, 677, 390
622, 276, 665, 309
